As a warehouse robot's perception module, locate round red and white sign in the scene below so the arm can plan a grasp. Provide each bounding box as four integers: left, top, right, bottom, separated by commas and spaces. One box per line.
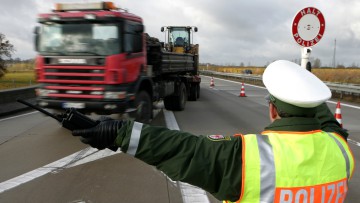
292, 7, 325, 47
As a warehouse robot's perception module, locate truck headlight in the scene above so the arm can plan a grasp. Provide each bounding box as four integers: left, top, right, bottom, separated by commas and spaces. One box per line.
104, 91, 126, 99
36, 88, 58, 96
91, 91, 103, 95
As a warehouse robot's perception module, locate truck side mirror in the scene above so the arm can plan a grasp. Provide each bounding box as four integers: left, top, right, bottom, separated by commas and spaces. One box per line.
135, 24, 144, 33
34, 26, 40, 52
161, 27, 165, 32
194, 27, 198, 32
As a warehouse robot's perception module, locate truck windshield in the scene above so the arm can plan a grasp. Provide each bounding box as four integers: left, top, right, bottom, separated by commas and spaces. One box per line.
169, 28, 190, 47
38, 23, 120, 56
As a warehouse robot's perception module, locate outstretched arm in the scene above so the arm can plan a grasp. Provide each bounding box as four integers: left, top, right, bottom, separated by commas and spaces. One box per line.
116, 121, 243, 201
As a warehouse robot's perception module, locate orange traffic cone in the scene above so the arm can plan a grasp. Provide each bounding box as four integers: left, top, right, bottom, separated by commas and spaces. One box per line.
239, 82, 246, 97
210, 77, 215, 88
335, 101, 342, 128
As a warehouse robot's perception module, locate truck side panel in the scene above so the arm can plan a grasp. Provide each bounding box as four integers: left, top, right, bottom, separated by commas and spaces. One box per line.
147, 44, 195, 75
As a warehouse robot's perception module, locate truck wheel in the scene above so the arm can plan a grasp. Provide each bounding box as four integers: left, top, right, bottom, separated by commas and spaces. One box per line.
188, 84, 197, 101
131, 91, 152, 124
176, 83, 187, 110
164, 83, 187, 111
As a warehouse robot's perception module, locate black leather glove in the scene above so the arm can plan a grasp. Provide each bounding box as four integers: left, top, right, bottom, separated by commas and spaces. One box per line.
72, 116, 123, 150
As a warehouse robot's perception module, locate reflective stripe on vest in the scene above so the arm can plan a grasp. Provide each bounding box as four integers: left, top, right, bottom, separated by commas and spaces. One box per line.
127, 122, 143, 156
326, 132, 351, 181
225, 131, 355, 203
256, 134, 275, 202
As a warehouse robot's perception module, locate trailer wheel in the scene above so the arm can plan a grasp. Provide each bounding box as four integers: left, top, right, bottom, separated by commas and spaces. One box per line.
188, 84, 198, 101
131, 91, 152, 124
164, 83, 187, 111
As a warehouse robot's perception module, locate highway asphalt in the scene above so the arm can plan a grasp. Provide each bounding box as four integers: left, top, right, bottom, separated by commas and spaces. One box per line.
0, 76, 359, 202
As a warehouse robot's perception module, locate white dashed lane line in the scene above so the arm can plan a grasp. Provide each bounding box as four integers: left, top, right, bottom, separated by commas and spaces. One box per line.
0, 147, 121, 193
1, 109, 210, 203
163, 109, 210, 203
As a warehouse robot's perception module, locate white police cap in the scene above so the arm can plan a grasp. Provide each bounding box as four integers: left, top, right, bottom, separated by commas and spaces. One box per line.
263, 60, 331, 108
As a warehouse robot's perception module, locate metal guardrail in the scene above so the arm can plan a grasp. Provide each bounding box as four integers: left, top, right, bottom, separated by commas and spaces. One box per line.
0, 71, 359, 107
200, 70, 360, 96
0, 85, 38, 116
0, 85, 38, 104
324, 82, 360, 95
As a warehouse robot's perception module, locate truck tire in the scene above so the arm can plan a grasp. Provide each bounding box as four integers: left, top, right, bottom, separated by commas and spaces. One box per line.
164, 83, 187, 111
131, 91, 152, 124
188, 84, 198, 101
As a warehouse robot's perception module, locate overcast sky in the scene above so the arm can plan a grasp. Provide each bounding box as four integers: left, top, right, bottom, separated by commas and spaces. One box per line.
1, 0, 359, 67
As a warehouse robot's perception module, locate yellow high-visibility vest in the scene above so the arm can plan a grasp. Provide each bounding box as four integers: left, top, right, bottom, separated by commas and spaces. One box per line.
225, 130, 355, 203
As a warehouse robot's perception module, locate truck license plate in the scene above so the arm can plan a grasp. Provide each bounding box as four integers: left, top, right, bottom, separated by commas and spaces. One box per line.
62, 102, 85, 109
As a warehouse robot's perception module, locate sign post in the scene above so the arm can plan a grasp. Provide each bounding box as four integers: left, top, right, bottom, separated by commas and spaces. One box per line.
292, 7, 325, 69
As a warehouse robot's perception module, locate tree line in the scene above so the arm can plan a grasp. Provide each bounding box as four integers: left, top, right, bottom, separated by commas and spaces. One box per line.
0, 33, 15, 78
201, 58, 360, 69
1, 31, 359, 79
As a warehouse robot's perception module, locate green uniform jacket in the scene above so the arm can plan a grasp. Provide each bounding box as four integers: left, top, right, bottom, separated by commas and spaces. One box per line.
114, 103, 347, 201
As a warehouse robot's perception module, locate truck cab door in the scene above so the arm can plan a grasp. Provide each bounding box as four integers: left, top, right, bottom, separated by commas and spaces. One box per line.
124, 22, 146, 82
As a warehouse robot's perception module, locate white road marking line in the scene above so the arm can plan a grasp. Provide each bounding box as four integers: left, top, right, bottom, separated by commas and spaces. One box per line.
326, 100, 360, 110
1, 108, 210, 203
0, 111, 38, 122
0, 147, 94, 193
163, 109, 210, 203
0, 147, 120, 193
202, 75, 266, 89
65, 149, 120, 169
348, 139, 360, 147
203, 75, 360, 110
163, 109, 180, 130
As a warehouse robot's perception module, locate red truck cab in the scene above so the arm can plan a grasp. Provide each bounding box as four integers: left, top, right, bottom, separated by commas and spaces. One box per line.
35, 2, 147, 114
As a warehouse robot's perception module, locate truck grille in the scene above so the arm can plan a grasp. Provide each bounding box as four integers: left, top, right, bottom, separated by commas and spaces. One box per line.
45, 75, 104, 81
43, 66, 105, 84
38, 57, 116, 102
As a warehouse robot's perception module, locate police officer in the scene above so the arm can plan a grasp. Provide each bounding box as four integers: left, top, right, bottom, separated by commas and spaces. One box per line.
72, 60, 354, 202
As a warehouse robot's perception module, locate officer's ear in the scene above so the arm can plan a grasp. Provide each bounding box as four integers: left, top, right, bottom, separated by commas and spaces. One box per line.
269, 103, 279, 122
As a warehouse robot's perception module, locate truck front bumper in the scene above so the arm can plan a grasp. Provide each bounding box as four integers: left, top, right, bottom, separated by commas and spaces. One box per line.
36, 98, 129, 115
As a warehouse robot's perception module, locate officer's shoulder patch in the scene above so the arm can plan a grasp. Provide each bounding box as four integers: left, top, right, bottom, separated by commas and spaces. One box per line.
207, 134, 231, 141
